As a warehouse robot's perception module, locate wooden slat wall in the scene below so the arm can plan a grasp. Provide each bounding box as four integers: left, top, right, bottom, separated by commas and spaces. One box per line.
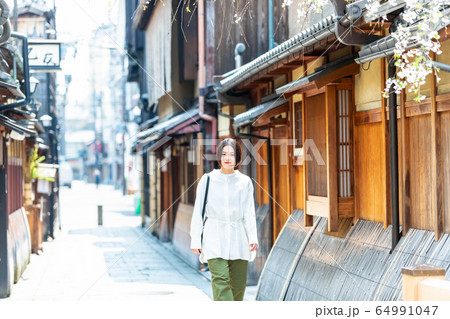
355, 108, 450, 233
442, 112, 450, 234
354, 122, 385, 223
408, 115, 434, 231
213, 0, 289, 76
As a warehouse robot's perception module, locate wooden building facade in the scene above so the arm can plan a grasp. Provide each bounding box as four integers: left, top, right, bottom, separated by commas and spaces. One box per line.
215, 0, 450, 299
129, 0, 293, 274
127, 0, 450, 295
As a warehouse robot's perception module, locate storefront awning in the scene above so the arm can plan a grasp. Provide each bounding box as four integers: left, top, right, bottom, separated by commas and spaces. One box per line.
233, 96, 289, 128
0, 79, 25, 99
137, 107, 201, 149
0, 114, 36, 137
276, 55, 358, 97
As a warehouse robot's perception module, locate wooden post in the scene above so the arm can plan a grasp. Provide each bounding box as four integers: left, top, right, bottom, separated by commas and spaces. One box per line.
287, 72, 294, 218
302, 93, 313, 227
430, 52, 444, 241
352, 77, 359, 225
326, 85, 338, 232
402, 264, 445, 301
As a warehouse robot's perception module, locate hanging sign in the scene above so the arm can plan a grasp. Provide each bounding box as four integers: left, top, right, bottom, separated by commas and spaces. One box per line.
28, 40, 62, 70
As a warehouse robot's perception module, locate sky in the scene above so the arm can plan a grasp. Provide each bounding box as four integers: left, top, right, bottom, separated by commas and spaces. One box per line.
53, 0, 121, 109
5, 0, 122, 105
5, 0, 119, 36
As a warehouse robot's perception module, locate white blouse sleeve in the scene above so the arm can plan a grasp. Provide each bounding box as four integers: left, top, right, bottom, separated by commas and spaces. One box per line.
190, 174, 208, 249
244, 178, 258, 245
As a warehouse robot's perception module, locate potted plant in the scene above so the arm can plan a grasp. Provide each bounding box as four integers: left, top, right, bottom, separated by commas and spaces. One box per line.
24, 148, 54, 205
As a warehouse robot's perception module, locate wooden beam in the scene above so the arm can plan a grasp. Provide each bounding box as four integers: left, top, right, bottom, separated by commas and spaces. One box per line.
354, 108, 382, 125
303, 93, 313, 226
404, 93, 450, 116
430, 53, 444, 241
305, 86, 326, 98
252, 104, 289, 127
268, 67, 299, 75
252, 118, 288, 130
326, 85, 338, 232
282, 82, 316, 99
315, 63, 360, 89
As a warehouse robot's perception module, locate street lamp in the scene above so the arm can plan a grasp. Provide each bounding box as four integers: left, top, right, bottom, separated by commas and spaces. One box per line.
10, 130, 25, 141
40, 114, 52, 128
29, 76, 40, 95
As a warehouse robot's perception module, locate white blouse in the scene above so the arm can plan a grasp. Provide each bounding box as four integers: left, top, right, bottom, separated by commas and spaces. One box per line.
190, 169, 258, 264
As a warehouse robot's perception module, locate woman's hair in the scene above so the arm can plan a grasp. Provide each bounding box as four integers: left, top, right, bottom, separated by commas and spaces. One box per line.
216, 138, 242, 169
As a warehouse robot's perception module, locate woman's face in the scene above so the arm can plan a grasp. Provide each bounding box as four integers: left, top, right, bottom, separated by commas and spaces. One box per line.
220, 145, 236, 170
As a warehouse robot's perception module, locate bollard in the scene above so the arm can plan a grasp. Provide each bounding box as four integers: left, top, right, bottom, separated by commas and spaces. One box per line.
98, 205, 103, 226
402, 264, 446, 301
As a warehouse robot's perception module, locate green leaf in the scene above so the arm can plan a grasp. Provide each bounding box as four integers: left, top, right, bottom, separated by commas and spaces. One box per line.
36, 156, 45, 164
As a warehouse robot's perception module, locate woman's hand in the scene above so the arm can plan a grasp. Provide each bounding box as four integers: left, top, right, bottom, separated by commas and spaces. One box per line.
249, 243, 258, 252
191, 248, 202, 254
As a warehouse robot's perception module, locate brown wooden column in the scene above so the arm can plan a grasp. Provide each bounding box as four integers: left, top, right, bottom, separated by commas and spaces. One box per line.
430, 53, 444, 241
352, 77, 359, 225
302, 93, 313, 226
287, 73, 294, 219
326, 85, 338, 232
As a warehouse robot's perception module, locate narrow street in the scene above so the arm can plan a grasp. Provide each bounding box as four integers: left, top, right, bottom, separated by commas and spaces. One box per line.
5, 181, 214, 301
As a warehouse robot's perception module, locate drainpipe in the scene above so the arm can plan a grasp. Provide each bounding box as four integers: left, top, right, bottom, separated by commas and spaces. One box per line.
216, 43, 249, 121
235, 43, 245, 69
198, 0, 217, 167
235, 126, 273, 248
388, 58, 400, 252
432, 61, 450, 73
268, 0, 274, 50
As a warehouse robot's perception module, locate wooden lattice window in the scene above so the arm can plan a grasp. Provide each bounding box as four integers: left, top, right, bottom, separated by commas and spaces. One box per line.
294, 101, 303, 148
337, 89, 353, 198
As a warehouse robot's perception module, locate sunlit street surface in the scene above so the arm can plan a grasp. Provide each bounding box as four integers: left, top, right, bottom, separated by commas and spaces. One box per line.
6, 181, 212, 301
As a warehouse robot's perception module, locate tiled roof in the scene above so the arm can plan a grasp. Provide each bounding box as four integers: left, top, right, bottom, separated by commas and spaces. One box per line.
233, 96, 288, 128
217, 15, 337, 93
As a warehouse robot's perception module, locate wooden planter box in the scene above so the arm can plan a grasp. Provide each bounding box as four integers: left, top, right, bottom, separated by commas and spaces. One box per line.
24, 204, 43, 254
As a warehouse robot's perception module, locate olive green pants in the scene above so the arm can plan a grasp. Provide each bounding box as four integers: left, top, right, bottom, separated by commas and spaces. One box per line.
207, 258, 248, 301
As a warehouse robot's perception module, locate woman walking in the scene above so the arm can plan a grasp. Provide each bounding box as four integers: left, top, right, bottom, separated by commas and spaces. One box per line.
190, 138, 258, 301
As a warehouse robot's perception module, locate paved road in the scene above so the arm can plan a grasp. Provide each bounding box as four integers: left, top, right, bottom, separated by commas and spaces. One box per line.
5, 181, 213, 301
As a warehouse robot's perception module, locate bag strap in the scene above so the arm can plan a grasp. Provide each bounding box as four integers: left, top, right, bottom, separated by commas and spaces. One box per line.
200, 174, 210, 245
